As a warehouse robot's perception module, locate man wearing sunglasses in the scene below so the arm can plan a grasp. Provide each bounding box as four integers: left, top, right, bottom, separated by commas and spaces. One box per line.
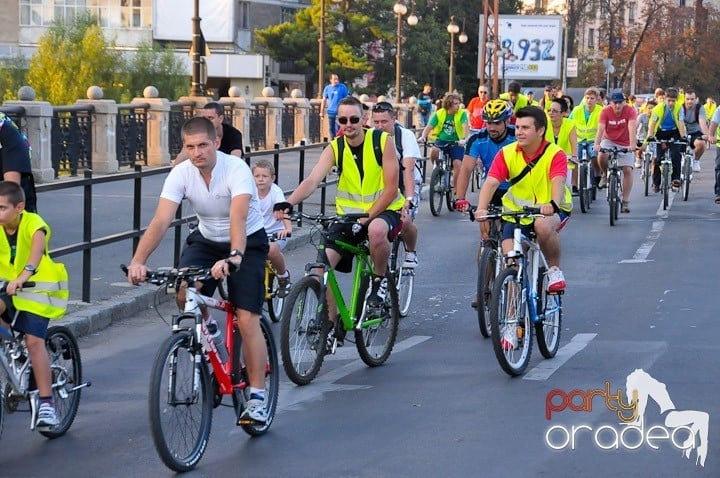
276, 96, 405, 344
371, 101, 421, 268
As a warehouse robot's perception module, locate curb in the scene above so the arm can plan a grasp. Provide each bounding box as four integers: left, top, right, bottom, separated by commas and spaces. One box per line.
59, 229, 314, 339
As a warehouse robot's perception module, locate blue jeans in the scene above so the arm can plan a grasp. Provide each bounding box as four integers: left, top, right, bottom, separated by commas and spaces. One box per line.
328, 114, 338, 138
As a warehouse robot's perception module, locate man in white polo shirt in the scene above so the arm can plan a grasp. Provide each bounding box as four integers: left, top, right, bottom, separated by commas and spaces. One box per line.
126, 117, 270, 424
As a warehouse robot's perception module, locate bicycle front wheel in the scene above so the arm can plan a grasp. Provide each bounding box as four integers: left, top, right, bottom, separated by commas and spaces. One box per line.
578, 163, 590, 213
266, 272, 284, 323
609, 174, 618, 226
683, 154, 692, 201
489, 268, 532, 376
280, 276, 328, 385
235, 316, 279, 436
355, 272, 400, 367
476, 245, 498, 338
149, 331, 213, 472
39, 326, 82, 439
446, 170, 455, 211
662, 162, 669, 210
429, 168, 444, 216
643, 154, 651, 197
535, 267, 563, 358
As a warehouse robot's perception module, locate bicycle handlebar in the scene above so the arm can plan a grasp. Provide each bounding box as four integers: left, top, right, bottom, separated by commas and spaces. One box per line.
468, 205, 542, 222
291, 212, 368, 228
598, 147, 633, 155
120, 264, 212, 287
0, 281, 36, 294
268, 232, 291, 241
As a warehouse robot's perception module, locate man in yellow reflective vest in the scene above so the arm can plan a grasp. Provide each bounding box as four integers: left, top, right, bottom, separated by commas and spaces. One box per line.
475, 106, 572, 295
275, 96, 406, 348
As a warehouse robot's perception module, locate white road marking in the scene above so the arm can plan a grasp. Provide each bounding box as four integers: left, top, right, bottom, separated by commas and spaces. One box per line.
523, 333, 597, 381
278, 335, 431, 412
619, 220, 664, 263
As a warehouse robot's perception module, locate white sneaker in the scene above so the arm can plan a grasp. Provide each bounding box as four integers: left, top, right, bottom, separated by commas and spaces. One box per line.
693, 160, 701, 172
403, 251, 418, 269
36, 402, 59, 430
546, 266, 566, 293
240, 397, 267, 423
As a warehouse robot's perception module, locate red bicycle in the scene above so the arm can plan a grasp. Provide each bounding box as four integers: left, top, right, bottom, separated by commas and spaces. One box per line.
124, 265, 279, 472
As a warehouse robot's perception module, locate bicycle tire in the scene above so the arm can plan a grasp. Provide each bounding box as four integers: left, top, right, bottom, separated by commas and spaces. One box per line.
476, 245, 498, 338
429, 168, 443, 216
535, 267, 563, 359
149, 331, 213, 472
446, 170, 455, 211
643, 153, 651, 197
280, 276, 328, 385
683, 154, 691, 201
0, 386, 3, 441
578, 163, 589, 213
609, 173, 617, 226
39, 326, 82, 439
235, 316, 279, 436
662, 160, 669, 210
355, 271, 400, 367
266, 272, 283, 323
489, 268, 532, 376
391, 238, 414, 317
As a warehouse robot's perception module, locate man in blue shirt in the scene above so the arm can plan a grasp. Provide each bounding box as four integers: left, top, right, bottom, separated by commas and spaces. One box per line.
0, 113, 37, 212
321, 73, 350, 138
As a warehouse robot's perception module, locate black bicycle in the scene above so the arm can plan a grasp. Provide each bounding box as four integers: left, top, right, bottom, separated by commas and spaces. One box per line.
428, 141, 459, 216
599, 146, 631, 226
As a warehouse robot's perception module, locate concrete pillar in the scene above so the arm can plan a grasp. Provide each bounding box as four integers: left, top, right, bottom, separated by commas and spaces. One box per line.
133, 86, 171, 167
4, 86, 54, 182
394, 103, 412, 130
221, 87, 251, 151
256, 87, 283, 148
283, 89, 310, 146
76, 86, 118, 174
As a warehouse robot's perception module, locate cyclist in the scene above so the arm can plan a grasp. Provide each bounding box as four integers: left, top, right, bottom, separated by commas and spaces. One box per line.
455, 99, 516, 223
371, 101, 420, 268
569, 87, 603, 188
126, 117, 271, 424
475, 106, 571, 295
646, 87, 686, 193
0, 181, 68, 431
594, 91, 638, 213
635, 98, 657, 168
681, 88, 709, 172
252, 159, 292, 297
275, 96, 405, 344
499, 81, 530, 121
545, 98, 578, 192
466, 84, 491, 132
419, 93, 469, 194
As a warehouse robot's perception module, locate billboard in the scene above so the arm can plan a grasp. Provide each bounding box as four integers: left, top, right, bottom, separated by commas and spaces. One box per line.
154, 0, 234, 43
479, 15, 563, 81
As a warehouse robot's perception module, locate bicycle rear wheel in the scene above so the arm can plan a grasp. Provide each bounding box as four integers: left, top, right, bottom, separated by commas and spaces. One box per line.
489, 268, 532, 376
683, 154, 692, 201
39, 326, 82, 439
608, 173, 618, 226
476, 244, 498, 338
235, 316, 279, 436
280, 276, 328, 385
149, 331, 212, 472
429, 168, 444, 216
355, 272, 400, 367
578, 163, 589, 213
266, 272, 284, 323
535, 267, 563, 358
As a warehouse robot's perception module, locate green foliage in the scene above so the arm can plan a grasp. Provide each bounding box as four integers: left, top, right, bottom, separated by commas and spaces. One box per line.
0, 55, 29, 102
124, 43, 188, 101
27, 13, 123, 104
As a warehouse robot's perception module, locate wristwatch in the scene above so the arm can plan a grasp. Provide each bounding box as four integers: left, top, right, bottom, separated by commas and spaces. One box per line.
229, 249, 244, 258
24, 264, 36, 273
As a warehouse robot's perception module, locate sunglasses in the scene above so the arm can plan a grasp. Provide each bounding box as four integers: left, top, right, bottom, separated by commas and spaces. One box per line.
372, 102, 394, 113
337, 116, 361, 125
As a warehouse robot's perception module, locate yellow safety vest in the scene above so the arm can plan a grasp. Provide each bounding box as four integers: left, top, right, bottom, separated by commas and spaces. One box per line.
0, 212, 68, 319
570, 104, 602, 142
430, 108, 466, 141
651, 102, 683, 134
499, 93, 529, 113
331, 129, 405, 214
501, 141, 573, 224
545, 117, 576, 169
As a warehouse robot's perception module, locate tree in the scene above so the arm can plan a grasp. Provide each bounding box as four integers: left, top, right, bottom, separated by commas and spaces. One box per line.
27, 13, 123, 105
123, 43, 188, 102
0, 54, 29, 102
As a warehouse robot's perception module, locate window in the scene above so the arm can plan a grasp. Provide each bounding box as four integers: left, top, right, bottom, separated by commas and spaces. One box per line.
281, 7, 296, 24
19, 0, 147, 28
679, 0, 686, 6
588, 28, 595, 49
628, 3, 636, 22
239, 1, 250, 30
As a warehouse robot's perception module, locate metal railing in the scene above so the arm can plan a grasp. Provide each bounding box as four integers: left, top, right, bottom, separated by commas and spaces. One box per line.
249, 103, 267, 150
51, 105, 94, 177
168, 101, 195, 158
116, 103, 149, 167
281, 104, 296, 146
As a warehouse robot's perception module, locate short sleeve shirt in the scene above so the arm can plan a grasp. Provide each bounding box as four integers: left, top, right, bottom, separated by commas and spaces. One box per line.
322, 83, 350, 115
220, 123, 244, 156
0, 114, 32, 175
160, 151, 264, 242
599, 105, 637, 146
257, 183, 286, 235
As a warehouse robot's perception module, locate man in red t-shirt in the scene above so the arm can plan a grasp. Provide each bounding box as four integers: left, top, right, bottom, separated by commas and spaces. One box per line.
466, 84, 490, 131
594, 91, 638, 213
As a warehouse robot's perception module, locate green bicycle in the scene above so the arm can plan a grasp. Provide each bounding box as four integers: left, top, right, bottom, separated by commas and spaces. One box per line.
280, 213, 400, 386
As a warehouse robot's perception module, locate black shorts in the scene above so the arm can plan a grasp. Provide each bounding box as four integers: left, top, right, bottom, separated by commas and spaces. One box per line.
322, 210, 402, 273
0, 296, 50, 339
179, 228, 269, 314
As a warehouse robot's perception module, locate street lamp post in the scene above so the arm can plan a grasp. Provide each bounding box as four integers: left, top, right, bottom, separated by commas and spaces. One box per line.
447, 16, 468, 94
499, 46, 517, 93
190, 0, 203, 96
393, 2, 418, 104
318, 0, 342, 98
